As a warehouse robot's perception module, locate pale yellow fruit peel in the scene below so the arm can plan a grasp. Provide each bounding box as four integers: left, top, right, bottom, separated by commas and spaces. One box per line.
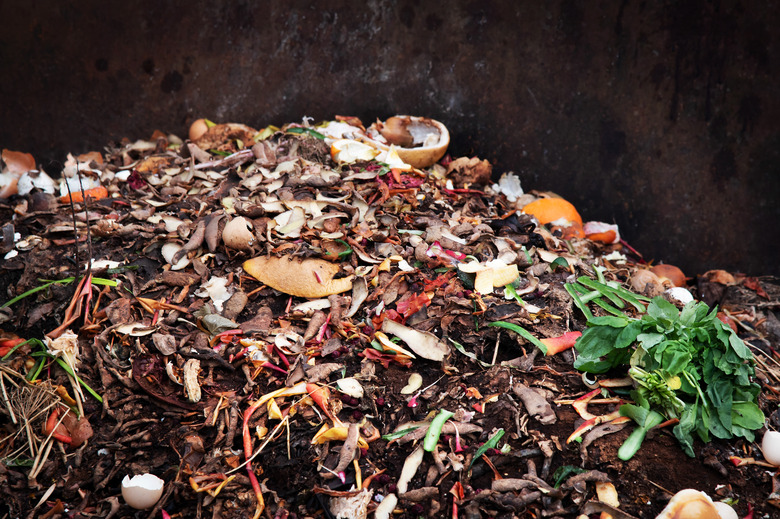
243, 255, 355, 298
458, 260, 520, 295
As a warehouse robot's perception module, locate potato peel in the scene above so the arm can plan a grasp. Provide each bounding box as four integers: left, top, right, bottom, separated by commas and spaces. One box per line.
243, 255, 354, 298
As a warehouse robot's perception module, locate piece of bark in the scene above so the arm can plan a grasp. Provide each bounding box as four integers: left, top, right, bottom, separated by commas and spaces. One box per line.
491, 479, 538, 492
513, 382, 557, 424
160, 270, 200, 287
400, 487, 439, 502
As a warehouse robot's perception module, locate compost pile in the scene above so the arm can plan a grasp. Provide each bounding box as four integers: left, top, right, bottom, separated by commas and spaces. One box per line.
1, 116, 779, 519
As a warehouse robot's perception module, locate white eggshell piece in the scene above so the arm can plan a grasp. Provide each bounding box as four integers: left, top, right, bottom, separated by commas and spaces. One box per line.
336, 377, 364, 399
762, 430, 780, 466
664, 287, 694, 306
121, 473, 164, 509
713, 501, 738, 519
161, 242, 190, 270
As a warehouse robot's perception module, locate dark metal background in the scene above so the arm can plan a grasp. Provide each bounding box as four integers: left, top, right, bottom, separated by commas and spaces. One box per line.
2, 1, 778, 275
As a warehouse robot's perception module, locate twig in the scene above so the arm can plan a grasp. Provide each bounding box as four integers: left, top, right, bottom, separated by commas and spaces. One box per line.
0, 372, 17, 424
491, 332, 500, 366
184, 148, 254, 172
29, 406, 70, 479
646, 479, 674, 496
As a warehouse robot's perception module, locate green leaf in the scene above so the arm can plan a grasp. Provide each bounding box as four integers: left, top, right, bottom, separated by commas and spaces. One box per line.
552, 465, 587, 488
730, 402, 764, 431
575, 326, 623, 358
588, 315, 631, 328
286, 126, 326, 139
381, 426, 421, 441
488, 321, 548, 354
470, 428, 505, 468
423, 410, 455, 452
646, 297, 679, 322
615, 321, 643, 348
673, 403, 697, 457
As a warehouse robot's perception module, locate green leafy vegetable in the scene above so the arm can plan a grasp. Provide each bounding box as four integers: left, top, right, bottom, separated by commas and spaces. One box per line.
487, 321, 549, 354
470, 428, 505, 468
423, 409, 455, 452
617, 403, 665, 460
574, 296, 764, 457
381, 426, 421, 442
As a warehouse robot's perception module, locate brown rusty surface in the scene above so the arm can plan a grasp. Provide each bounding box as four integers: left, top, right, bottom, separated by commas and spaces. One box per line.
1, 0, 778, 275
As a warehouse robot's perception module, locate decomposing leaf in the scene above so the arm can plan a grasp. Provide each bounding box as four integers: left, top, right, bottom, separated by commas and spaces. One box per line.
381, 319, 448, 361
243, 255, 355, 298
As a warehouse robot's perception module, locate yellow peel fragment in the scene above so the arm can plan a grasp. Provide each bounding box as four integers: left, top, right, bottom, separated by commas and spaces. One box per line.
311, 424, 369, 449
459, 260, 520, 295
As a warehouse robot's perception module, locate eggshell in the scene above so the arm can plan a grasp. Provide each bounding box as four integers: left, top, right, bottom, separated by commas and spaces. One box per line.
360, 116, 449, 169
713, 501, 738, 519
664, 287, 694, 307
222, 216, 255, 251
189, 118, 209, 141
655, 489, 719, 519
121, 473, 164, 509
17, 169, 56, 195
761, 430, 780, 466
161, 242, 190, 270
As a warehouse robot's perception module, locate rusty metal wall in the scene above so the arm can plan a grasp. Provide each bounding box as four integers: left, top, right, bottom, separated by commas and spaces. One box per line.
1, 0, 778, 275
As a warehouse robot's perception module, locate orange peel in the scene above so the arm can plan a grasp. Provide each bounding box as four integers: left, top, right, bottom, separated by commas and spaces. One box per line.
243, 255, 354, 298
522, 197, 583, 226
583, 221, 620, 244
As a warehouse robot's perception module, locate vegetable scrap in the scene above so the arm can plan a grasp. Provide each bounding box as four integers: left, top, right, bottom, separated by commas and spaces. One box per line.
1, 115, 779, 519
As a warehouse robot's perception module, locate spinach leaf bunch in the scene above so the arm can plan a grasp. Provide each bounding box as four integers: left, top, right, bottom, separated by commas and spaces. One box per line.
574, 296, 764, 457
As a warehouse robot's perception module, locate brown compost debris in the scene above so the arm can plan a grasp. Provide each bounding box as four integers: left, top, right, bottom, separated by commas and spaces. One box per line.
1, 116, 779, 519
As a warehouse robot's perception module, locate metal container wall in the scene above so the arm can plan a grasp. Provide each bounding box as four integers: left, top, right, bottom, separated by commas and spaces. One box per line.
1, 1, 778, 275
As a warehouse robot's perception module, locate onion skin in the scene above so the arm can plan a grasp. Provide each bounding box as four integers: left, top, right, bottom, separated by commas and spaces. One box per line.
189, 118, 209, 141
651, 264, 686, 287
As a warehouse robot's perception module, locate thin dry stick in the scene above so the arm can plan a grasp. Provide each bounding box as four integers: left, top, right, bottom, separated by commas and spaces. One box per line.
29, 406, 70, 479
0, 372, 17, 424
29, 437, 54, 480
491, 332, 500, 365
226, 417, 289, 475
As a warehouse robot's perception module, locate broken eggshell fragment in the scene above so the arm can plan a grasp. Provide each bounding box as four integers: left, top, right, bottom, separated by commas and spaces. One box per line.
654, 489, 733, 519
664, 286, 694, 307
121, 473, 165, 509
0, 149, 36, 198
222, 216, 255, 251
161, 242, 191, 270
458, 259, 519, 295
361, 116, 449, 169
243, 255, 354, 299
17, 169, 56, 195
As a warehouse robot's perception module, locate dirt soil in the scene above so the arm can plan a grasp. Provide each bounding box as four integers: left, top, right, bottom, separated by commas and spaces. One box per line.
1, 119, 779, 519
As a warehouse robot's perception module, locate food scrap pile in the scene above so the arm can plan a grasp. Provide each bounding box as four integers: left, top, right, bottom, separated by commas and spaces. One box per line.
1, 115, 779, 519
